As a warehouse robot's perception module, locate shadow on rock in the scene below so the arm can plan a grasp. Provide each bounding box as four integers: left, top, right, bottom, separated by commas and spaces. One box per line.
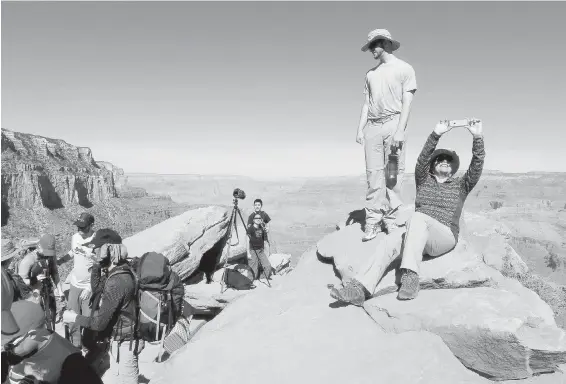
75, 178, 93, 208
39, 175, 64, 209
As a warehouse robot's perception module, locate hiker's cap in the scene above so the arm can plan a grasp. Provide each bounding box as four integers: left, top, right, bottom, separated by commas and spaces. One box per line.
1, 300, 45, 346
1, 268, 19, 343
361, 29, 401, 52
38, 234, 56, 257
1, 239, 20, 262
430, 149, 460, 174
74, 212, 95, 228
85, 228, 122, 249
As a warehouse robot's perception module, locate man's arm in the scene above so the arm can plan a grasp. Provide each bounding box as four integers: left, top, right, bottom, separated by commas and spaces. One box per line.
356, 80, 370, 145
75, 277, 126, 332
462, 121, 485, 193
393, 90, 416, 146
18, 255, 33, 285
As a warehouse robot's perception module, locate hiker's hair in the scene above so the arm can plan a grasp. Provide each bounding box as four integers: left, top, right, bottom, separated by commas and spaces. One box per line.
254, 199, 263, 206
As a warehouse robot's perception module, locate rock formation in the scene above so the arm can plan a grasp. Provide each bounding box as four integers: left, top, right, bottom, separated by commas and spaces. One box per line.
146, 209, 565, 383
2, 128, 117, 209
122, 206, 231, 280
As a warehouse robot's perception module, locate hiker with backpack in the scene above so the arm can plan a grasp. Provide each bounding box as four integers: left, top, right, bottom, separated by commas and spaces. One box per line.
62, 228, 185, 382
61, 228, 142, 383
2, 268, 103, 384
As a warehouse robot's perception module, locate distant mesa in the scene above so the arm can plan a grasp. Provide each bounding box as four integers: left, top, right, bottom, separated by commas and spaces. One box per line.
0, 128, 153, 209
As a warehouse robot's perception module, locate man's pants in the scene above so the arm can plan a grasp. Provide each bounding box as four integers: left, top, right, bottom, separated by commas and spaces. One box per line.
88, 339, 144, 384
364, 115, 406, 226
67, 284, 92, 348
400, 212, 456, 275
248, 249, 272, 280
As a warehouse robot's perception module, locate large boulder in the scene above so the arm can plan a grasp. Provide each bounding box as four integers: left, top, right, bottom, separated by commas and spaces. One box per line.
365, 288, 566, 380
123, 206, 230, 280
150, 249, 489, 384
317, 213, 566, 380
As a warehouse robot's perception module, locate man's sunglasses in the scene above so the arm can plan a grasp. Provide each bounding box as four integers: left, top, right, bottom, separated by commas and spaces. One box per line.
254, 217, 262, 220
368, 39, 383, 50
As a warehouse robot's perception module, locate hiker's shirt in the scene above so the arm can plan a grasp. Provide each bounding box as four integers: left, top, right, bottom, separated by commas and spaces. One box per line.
75, 264, 136, 341
364, 57, 417, 121
414, 132, 485, 241
248, 226, 267, 250
68, 232, 95, 290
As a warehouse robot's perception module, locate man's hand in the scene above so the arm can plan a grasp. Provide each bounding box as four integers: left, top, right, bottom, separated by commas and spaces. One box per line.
392, 130, 404, 150
36, 274, 47, 282
80, 288, 91, 301
356, 130, 364, 145
466, 118, 483, 137
433, 120, 454, 136
62, 310, 78, 324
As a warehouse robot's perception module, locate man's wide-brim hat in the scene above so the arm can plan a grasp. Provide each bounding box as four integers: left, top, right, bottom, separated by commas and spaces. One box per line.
361, 29, 401, 52
430, 149, 460, 174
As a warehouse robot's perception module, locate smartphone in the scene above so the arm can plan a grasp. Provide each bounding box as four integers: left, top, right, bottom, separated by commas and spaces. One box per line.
447, 119, 469, 127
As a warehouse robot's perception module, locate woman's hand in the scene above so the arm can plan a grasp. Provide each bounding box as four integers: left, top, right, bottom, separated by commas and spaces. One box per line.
433, 120, 453, 136
466, 118, 483, 137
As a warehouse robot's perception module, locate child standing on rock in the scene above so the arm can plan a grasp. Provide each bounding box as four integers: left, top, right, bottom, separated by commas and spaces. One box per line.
247, 213, 273, 281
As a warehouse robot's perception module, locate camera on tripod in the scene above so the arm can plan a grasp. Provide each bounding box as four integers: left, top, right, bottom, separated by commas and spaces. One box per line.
233, 188, 246, 200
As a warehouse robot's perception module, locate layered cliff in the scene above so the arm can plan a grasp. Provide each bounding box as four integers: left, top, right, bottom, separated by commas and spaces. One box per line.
1, 128, 117, 209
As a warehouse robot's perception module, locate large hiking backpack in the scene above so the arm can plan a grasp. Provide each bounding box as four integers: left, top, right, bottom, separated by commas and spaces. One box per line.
132, 252, 184, 343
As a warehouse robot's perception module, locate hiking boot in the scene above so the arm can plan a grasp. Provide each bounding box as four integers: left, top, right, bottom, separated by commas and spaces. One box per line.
362, 223, 382, 242
397, 269, 420, 300
329, 279, 368, 306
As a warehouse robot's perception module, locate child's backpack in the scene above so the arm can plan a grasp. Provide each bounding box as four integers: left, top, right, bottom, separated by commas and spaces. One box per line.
221, 263, 255, 292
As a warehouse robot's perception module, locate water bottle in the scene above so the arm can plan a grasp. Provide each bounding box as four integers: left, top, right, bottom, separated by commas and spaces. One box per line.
386, 147, 399, 188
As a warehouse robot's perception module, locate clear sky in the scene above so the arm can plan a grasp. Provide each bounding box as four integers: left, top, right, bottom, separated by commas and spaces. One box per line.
2, 1, 565, 178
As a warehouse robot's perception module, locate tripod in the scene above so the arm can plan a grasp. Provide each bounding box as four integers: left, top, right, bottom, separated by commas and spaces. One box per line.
221, 197, 272, 292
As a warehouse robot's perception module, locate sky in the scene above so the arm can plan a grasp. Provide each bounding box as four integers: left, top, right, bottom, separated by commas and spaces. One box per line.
2, 1, 566, 178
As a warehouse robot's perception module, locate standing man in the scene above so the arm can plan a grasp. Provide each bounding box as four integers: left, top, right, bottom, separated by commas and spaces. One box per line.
67, 212, 96, 350
357, 29, 417, 241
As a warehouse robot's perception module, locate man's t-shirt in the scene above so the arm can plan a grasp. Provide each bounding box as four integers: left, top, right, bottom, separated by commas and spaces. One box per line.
248, 226, 267, 250
247, 211, 271, 227
68, 232, 95, 290
364, 58, 417, 120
